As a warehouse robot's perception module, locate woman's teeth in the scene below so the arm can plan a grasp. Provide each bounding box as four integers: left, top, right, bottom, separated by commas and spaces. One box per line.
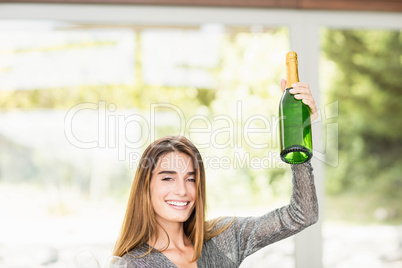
166, 201, 188, 207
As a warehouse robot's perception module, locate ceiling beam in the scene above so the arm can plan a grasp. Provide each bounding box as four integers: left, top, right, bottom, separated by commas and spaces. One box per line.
0, 0, 401, 12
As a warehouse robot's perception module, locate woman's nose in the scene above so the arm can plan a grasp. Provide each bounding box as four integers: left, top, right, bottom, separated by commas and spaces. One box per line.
174, 179, 187, 196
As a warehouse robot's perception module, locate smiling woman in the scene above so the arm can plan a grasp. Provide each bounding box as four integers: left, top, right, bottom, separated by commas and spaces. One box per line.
112, 135, 318, 267
112, 135, 233, 266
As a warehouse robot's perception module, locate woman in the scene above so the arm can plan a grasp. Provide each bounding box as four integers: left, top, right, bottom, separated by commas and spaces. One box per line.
113, 81, 319, 267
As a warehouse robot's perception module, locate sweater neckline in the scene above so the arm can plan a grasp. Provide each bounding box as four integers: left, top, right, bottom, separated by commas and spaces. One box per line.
144, 243, 199, 268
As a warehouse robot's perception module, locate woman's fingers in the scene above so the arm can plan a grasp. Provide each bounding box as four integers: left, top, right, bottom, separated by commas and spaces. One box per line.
292, 82, 309, 88
290, 82, 319, 122
289, 83, 310, 94
279, 80, 318, 122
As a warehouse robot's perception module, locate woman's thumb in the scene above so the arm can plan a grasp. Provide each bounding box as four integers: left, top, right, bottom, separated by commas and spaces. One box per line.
280, 79, 286, 92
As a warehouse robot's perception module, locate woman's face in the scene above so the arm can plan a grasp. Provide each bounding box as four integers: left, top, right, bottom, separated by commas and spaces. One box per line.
150, 151, 196, 225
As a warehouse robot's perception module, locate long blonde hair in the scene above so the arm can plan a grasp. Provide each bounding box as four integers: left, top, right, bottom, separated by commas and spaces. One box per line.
112, 136, 232, 262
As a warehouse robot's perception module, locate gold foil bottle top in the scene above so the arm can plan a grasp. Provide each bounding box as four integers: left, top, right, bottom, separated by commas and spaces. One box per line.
286, 51, 297, 63
285, 51, 299, 89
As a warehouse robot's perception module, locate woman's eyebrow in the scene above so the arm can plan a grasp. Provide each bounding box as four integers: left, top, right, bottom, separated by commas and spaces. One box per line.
158, 170, 177, 175
157, 171, 195, 175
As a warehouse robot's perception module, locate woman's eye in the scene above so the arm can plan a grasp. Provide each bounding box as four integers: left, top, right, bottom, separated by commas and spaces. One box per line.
162, 177, 173, 181
187, 178, 196, 183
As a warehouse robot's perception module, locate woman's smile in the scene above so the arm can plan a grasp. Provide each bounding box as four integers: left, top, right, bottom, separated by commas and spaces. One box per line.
166, 200, 191, 209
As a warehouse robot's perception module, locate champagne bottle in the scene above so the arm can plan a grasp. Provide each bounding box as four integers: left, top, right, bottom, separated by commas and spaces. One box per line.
279, 51, 312, 164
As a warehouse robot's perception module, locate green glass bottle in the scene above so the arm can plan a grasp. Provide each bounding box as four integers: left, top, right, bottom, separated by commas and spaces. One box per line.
279, 51, 313, 164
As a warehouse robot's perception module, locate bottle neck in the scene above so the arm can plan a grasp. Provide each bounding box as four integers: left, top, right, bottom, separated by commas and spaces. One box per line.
285, 60, 299, 89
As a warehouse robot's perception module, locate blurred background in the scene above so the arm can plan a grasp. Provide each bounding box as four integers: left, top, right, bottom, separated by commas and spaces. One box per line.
0, 1, 401, 268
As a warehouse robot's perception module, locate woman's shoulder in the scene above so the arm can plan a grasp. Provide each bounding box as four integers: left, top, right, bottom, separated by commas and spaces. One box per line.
122, 244, 174, 268
123, 247, 146, 258
208, 215, 252, 230
121, 245, 150, 266
206, 216, 249, 240
207, 216, 235, 230
207, 214, 276, 241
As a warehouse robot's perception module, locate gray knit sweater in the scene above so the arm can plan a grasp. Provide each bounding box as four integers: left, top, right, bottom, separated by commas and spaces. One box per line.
123, 161, 318, 267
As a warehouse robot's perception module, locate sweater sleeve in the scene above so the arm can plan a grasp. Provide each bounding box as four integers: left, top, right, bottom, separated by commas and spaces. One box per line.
210, 161, 319, 266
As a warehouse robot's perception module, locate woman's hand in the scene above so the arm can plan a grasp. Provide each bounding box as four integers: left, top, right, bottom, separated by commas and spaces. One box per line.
280, 79, 319, 122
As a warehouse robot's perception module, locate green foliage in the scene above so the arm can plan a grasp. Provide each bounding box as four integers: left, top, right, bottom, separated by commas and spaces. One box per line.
322, 29, 402, 222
